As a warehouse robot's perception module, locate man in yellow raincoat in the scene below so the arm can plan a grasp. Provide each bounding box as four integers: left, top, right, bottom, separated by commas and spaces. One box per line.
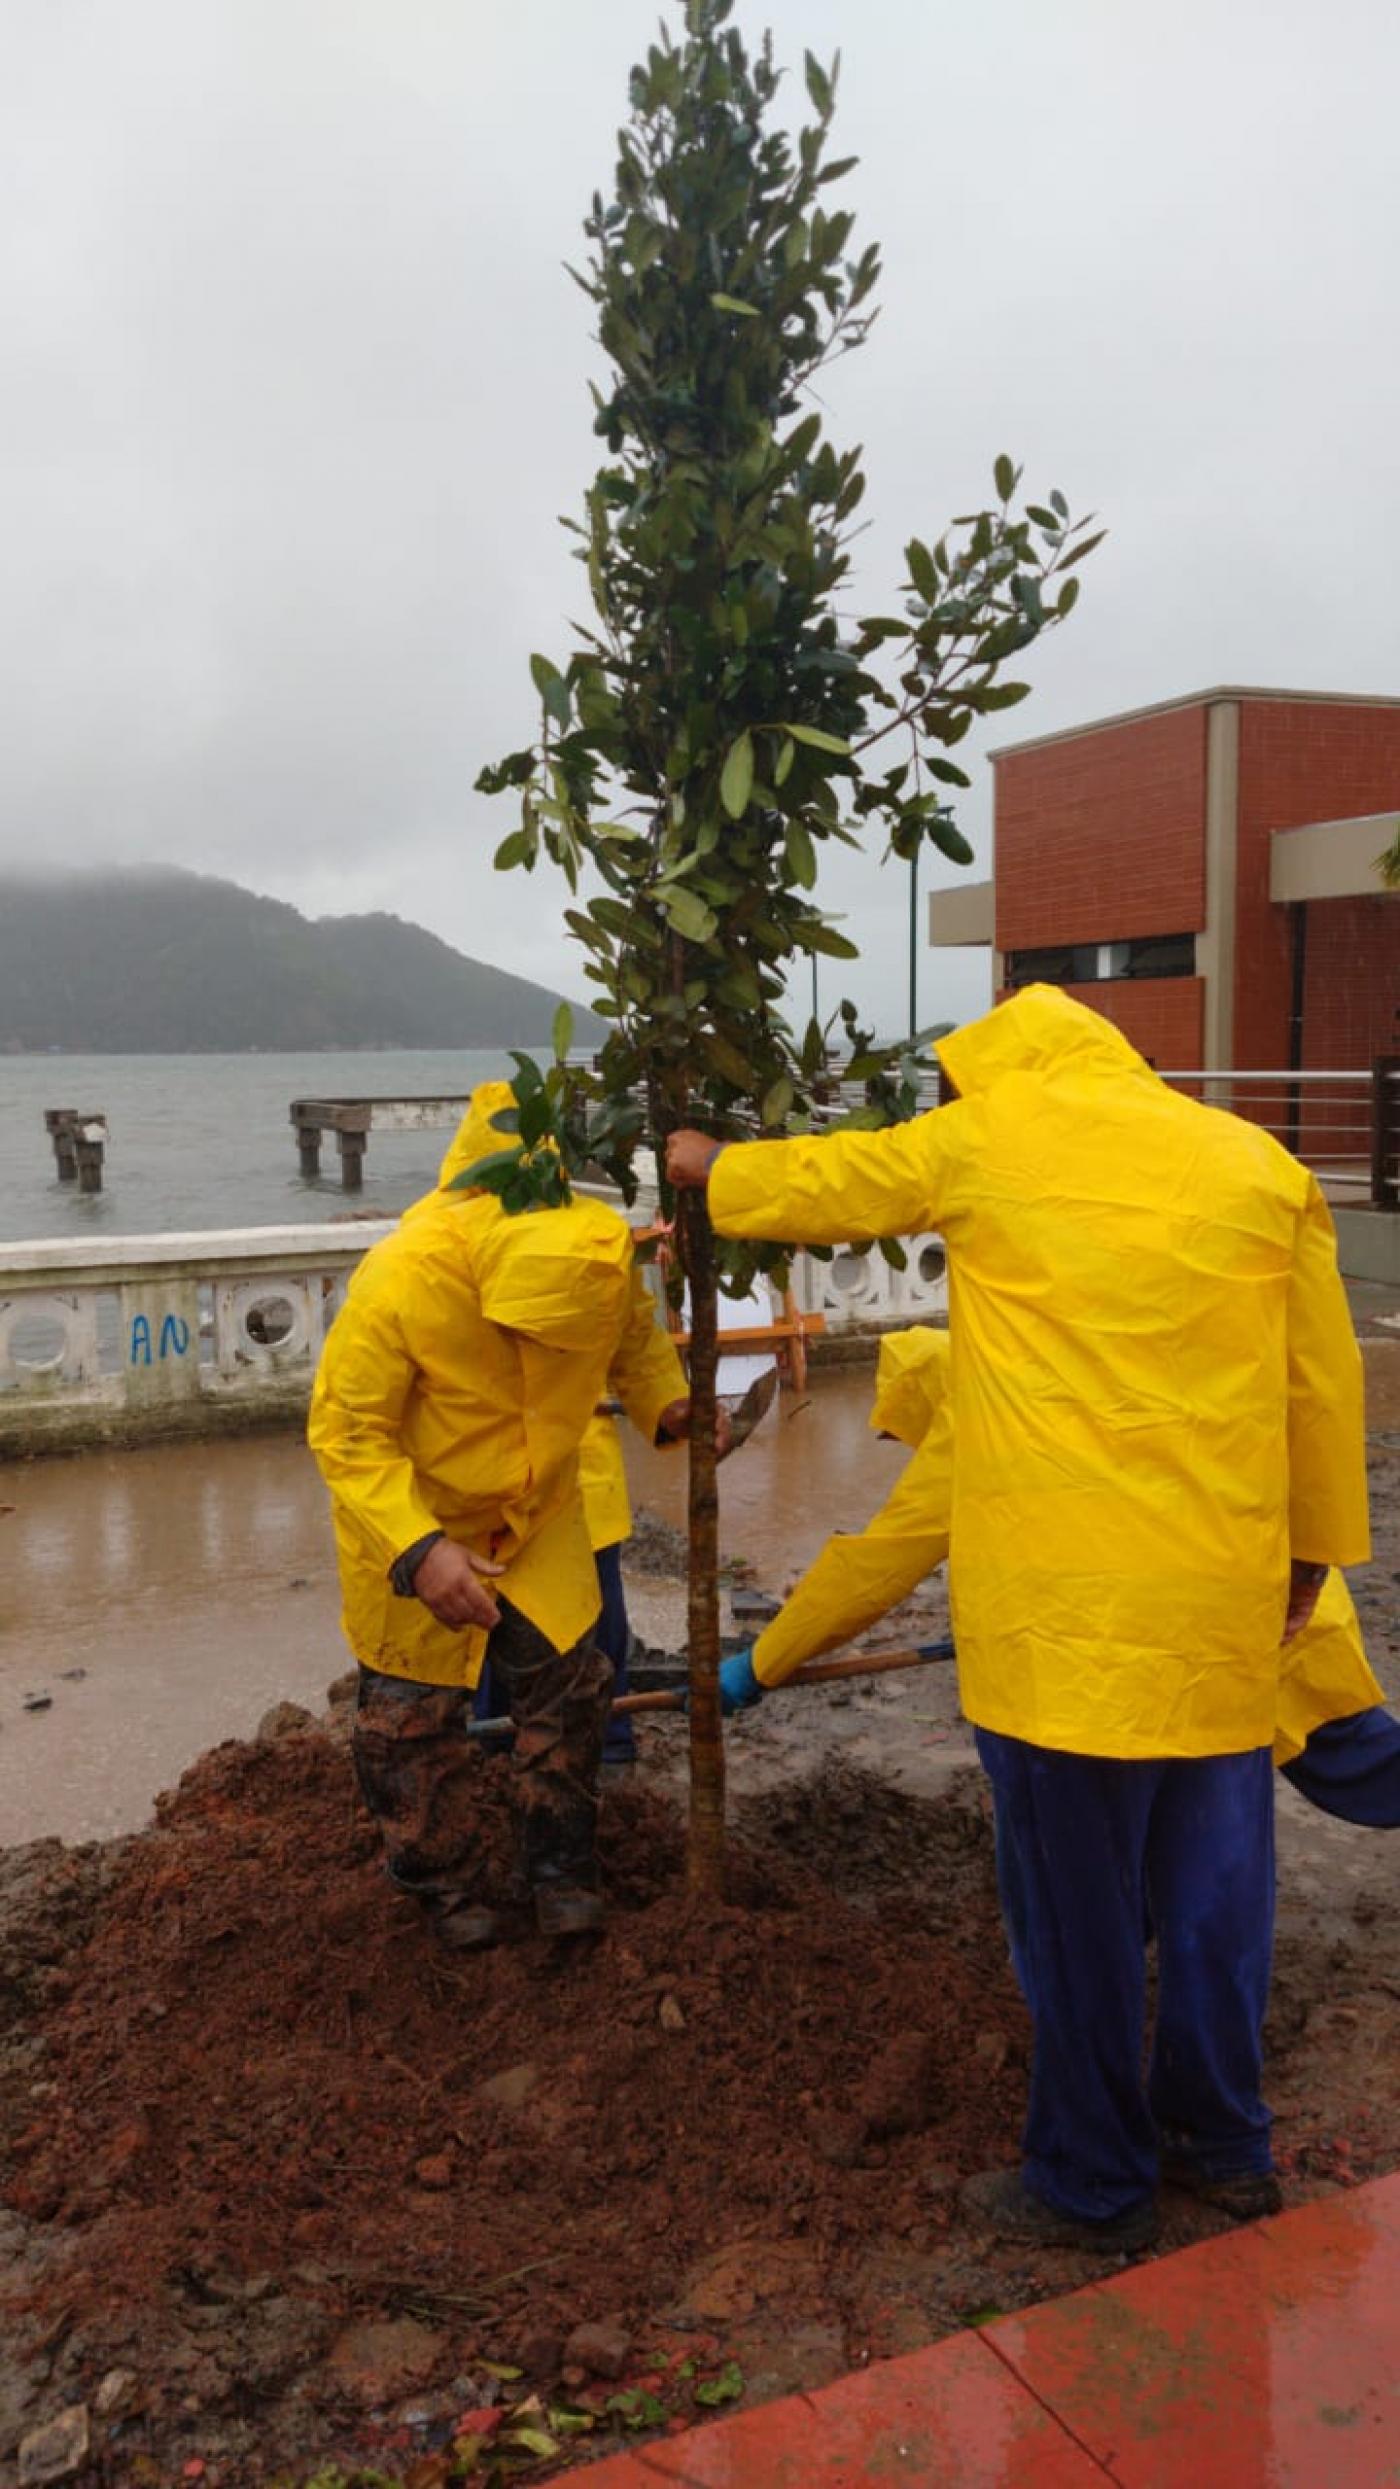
435, 1093, 693, 1772
670, 984, 1369, 2251
309, 1090, 692, 1948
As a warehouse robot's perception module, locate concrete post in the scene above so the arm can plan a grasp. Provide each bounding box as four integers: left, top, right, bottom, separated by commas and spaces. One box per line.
296, 1123, 323, 1179
74, 1122, 107, 1194
335, 1126, 368, 1191
44, 1109, 79, 1181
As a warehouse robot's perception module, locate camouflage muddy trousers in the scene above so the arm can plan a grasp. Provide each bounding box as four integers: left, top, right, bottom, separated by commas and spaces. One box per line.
353, 1599, 613, 1908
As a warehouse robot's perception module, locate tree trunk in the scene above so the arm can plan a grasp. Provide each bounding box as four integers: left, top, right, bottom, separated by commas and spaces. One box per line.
678, 1189, 726, 1897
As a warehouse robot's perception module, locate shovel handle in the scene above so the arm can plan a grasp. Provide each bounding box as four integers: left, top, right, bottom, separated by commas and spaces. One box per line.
465, 1638, 955, 1738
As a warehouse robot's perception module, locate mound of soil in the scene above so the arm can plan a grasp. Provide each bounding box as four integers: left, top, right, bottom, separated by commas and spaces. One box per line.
4, 1714, 1398, 2486
0, 1729, 1028, 2481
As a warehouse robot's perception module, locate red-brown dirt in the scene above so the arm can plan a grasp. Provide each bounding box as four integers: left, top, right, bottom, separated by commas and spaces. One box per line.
3, 1686, 1399, 2487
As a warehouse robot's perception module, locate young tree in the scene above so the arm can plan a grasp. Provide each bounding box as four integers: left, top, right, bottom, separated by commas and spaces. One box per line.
473, 0, 1100, 1894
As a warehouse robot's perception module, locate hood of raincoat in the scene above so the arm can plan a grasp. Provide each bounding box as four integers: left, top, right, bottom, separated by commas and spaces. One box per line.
471, 1194, 633, 1350
437, 1082, 520, 1189
936, 982, 1153, 1100
870, 1327, 950, 1449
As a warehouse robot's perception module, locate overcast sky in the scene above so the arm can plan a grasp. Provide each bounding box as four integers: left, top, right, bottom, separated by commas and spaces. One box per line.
2, 0, 1397, 1036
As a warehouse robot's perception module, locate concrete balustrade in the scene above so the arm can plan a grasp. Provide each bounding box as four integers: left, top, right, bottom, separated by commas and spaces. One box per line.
0, 1221, 948, 1460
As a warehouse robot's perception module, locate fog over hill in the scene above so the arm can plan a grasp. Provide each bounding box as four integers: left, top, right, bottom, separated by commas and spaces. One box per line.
0, 867, 603, 1053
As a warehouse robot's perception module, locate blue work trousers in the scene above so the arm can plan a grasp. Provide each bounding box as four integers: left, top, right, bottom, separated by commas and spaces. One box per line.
976, 1728, 1276, 2222
475, 1543, 635, 1763
1282, 1706, 1400, 1828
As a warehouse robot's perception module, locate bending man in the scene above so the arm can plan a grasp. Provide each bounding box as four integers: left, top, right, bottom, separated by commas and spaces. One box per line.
310, 1090, 691, 1948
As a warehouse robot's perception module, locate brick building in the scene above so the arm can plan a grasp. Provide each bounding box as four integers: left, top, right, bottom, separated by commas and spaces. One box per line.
930, 686, 1400, 1075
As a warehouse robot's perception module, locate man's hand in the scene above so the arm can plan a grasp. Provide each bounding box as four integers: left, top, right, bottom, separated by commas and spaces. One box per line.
1283, 1559, 1328, 1644
413, 1540, 506, 1631
656, 1396, 734, 1459
666, 1129, 725, 1190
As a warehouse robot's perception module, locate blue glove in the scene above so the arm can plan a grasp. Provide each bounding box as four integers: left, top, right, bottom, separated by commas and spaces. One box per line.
719, 1648, 764, 1716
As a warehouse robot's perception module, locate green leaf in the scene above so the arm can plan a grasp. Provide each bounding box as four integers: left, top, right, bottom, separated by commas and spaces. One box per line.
447, 1146, 524, 1193
1057, 575, 1081, 616
694, 2359, 746, 2408
930, 819, 975, 865
493, 831, 531, 871
782, 723, 851, 756
721, 730, 756, 818
804, 49, 833, 116
761, 1075, 795, 1126
509, 2426, 562, 2457
529, 653, 571, 729
784, 818, 817, 888
606, 2389, 669, 2430
1060, 527, 1107, 568
774, 736, 796, 787
906, 538, 938, 601
799, 919, 860, 959
661, 885, 719, 943
1049, 488, 1069, 519
878, 1236, 908, 1271
552, 1001, 574, 1062
977, 681, 1032, 710
993, 453, 1017, 501
710, 292, 759, 316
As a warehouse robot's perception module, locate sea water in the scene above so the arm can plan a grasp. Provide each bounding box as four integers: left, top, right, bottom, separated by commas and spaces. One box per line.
0, 1049, 523, 1243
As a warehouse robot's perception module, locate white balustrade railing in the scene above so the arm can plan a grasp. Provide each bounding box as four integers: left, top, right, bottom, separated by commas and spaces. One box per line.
0, 1223, 397, 1455
0, 1219, 945, 1457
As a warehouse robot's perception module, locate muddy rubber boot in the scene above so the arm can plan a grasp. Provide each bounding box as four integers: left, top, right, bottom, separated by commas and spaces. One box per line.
532, 1873, 604, 1940
1160, 2160, 1282, 2221
961, 2168, 1159, 2254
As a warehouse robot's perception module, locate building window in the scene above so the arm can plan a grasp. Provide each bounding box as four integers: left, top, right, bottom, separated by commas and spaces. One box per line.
1005, 933, 1196, 988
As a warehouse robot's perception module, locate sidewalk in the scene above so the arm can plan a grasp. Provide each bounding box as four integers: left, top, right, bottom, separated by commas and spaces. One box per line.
582, 2173, 1400, 2486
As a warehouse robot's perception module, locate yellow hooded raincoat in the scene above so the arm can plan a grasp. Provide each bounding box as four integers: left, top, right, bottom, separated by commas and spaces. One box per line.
753, 1321, 1383, 1762
309, 1087, 683, 1688
752, 1327, 952, 1687
432, 1085, 686, 1555
710, 985, 1370, 1759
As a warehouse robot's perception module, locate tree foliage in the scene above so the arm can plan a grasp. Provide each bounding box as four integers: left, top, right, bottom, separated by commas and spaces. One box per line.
472, 0, 1100, 1892
477, 0, 1100, 1257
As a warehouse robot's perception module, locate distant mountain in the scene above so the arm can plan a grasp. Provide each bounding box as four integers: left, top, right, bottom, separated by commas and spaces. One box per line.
0, 867, 604, 1053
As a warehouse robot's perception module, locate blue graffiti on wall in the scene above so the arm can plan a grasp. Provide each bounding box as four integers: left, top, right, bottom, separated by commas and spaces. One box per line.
129, 1312, 191, 1366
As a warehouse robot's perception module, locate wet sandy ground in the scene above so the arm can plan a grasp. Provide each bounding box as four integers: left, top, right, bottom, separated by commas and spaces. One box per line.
0, 1369, 908, 1846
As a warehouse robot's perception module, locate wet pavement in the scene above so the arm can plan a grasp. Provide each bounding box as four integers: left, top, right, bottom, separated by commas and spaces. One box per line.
0, 1368, 900, 1845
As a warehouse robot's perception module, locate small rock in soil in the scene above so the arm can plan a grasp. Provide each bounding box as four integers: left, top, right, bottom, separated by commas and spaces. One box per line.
18, 2404, 89, 2485
21, 1696, 52, 1715
255, 1701, 316, 1743
476, 2061, 539, 2111
414, 2152, 454, 2190
658, 1993, 686, 2031
57, 1670, 86, 1684
92, 2370, 137, 2418
326, 2317, 448, 2409
563, 2317, 632, 2380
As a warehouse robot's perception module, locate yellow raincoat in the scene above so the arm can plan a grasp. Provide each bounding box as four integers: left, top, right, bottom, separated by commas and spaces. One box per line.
309, 1089, 681, 1689
753, 1324, 1383, 1764
1275, 1572, 1385, 1766
753, 1328, 952, 1687
710, 984, 1369, 1758
432, 1086, 686, 1556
